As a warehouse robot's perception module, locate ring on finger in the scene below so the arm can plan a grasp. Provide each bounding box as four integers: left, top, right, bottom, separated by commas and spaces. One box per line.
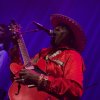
21, 78, 25, 83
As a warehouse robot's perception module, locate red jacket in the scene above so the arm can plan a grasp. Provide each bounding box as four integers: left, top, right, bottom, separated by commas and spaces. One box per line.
31, 47, 84, 100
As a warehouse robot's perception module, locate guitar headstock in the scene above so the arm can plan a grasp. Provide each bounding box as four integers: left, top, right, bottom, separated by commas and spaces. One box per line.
8, 20, 22, 39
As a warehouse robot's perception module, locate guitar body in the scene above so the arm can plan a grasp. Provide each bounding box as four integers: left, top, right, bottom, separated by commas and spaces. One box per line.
8, 63, 35, 100
9, 81, 36, 100
9, 63, 57, 100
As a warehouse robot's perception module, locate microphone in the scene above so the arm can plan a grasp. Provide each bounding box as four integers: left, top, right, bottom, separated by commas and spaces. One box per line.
32, 21, 55, 36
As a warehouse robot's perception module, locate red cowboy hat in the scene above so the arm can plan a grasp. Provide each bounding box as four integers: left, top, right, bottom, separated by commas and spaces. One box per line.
50, 14, 86, 52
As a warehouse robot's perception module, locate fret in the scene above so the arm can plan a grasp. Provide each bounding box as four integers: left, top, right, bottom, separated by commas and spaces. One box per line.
17, 35, 30, 65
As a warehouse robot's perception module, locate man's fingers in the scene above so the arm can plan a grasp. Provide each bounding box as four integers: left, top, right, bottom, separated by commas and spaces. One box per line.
19, 69, 27, 76
15, 78, 25, 84
14, 77, 19, 80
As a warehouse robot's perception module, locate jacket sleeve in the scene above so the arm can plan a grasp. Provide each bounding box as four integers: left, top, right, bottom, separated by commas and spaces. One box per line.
38, 51, 84, 97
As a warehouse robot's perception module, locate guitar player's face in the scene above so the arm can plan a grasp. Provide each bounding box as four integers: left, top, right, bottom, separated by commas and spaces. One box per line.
51, 25, 70, 47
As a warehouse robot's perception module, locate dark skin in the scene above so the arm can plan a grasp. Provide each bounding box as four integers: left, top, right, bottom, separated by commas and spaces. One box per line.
15, 25, 71, 85
51, 26, 70, 48
15, 68, 39, 85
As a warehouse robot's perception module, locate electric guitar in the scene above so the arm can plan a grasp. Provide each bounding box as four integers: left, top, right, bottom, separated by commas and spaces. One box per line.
8, 20, 56, 100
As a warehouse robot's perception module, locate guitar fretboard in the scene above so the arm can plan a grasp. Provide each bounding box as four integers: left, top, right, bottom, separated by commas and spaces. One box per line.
17, 34, 30, 65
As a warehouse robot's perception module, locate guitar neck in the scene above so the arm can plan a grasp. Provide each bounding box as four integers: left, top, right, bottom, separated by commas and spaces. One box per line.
17, 35, 30, 65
